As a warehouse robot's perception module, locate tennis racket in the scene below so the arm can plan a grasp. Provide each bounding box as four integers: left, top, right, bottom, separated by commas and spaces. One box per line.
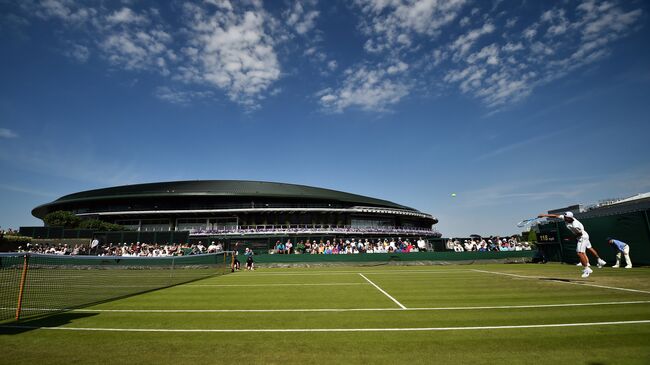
516, 217, 544, 227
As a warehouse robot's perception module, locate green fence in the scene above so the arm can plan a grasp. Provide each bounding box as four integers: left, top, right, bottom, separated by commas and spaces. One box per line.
249, 250, 535, 264
18, 226, 95, 239
537, 209, 650, 265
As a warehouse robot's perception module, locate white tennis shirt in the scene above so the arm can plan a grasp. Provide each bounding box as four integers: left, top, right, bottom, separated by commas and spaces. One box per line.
559, 215, 589, 239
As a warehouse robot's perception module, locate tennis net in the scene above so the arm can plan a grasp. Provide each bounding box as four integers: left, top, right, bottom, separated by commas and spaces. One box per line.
0, 252, 232, 322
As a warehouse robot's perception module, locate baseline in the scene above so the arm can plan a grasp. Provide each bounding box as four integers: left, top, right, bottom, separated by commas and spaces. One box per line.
4, 300, 650, 313
3, 320, 650, 333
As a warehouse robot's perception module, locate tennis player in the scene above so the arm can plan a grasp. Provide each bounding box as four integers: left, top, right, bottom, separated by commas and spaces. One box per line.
607, 238, 632, 268
538, 212, 605, 278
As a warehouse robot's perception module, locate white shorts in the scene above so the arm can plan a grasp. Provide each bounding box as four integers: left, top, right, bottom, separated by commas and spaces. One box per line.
576, 237, 591, 253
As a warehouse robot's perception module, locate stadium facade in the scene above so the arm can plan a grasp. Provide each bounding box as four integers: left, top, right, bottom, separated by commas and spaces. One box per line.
32, 180, 440, 246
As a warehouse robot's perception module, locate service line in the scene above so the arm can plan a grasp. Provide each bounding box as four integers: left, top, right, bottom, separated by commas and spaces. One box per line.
187, 283, 369, 287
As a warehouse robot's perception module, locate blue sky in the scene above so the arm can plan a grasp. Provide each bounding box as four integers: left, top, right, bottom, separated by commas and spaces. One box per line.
1, 0, 649, 237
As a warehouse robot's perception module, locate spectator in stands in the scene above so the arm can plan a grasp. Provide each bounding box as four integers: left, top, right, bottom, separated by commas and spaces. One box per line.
276, 241, 285, 254
196, 241, 206, 253
207, 241, 219, 253
453, 241, 464, 252
417, 237, 427, 252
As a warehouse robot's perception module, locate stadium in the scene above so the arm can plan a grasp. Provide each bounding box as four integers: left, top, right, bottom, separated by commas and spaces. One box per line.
30, 180, 440, 248
3, 185, 650, 364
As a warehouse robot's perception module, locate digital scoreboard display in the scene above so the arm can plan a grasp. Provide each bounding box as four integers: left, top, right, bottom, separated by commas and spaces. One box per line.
537, 231, 558, 243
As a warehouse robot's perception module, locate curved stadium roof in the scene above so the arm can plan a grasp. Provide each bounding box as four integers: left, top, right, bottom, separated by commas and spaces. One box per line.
32, 180, 419, 218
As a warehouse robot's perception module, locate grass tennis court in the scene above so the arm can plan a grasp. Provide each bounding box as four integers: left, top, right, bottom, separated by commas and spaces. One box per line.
1, 263, 650, 364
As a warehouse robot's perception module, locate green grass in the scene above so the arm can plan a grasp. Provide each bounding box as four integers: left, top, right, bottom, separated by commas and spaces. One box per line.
1, 263, 650, 364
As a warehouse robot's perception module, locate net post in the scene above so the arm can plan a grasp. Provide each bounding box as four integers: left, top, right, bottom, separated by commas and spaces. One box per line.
15, 254, 30, 321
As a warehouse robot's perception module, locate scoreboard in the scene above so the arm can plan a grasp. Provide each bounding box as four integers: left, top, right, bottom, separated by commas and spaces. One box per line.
537, 231, 558, 243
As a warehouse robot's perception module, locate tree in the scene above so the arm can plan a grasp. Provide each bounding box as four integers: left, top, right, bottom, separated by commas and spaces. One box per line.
43, 210, 81, 228
42, 211, 125, 231
78, 219, 125, 231
527, 229, 538, 243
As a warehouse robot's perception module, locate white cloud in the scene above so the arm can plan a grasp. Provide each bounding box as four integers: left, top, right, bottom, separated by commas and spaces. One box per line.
153, 86, 214, 105
0, 128, 18, 139
450, 22, 495, 59
33, 0, 96, 25
285, 0, 319, 35
502, 42, 523, 52
467, 44, 500, 65
326, 0, 643, 113
541, 8, 569, 36
439, 0, 644, 108
355, 0, 468, 53
17, 1, 282, 110
106, 7, 149, 25
523, 26, 537, 40
100, 28, 172, 73
178, 2, 281, 108
387, 61, 408, 74
431, 49, 447, 66
582, 8, 642, 40
11, 0, 646, 113
317, 63, 409, 113
64, 43, 90, 63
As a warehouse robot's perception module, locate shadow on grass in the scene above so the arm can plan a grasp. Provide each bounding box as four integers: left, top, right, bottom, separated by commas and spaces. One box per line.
538, 277, 588, 283
0, 311, 98, 335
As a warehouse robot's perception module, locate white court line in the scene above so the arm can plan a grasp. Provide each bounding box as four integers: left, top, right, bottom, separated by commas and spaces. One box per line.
3, 300, 649, 313
187, 283, 368, 287
358, 273, 407, 309
3, 320, 650, 333
472, 269, 650, 295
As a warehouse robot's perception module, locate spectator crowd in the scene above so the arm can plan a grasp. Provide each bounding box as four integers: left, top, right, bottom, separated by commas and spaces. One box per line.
271, 237, 430, 254
447, 237, 532, 252
11, 237, 533, 256
15, 241, 225, 257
